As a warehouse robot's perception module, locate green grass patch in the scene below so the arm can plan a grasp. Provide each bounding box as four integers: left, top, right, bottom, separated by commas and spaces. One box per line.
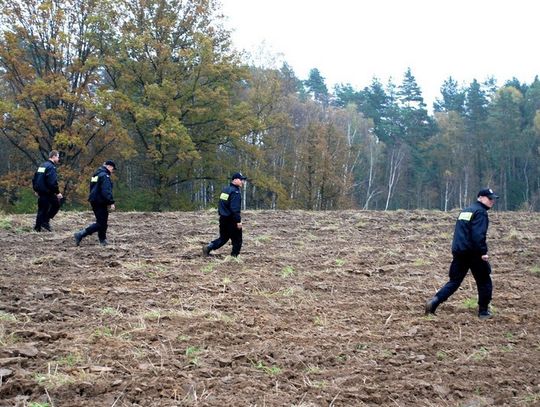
0, 330, 20, 346
92, 327, 114, 338
254, 287, 295, 298
436, 350, 448, 360
143, 310, 161, 321
0, 311, 17, 322
305, 365, 321, 374
254, 235, 271, 243
504, 332, 515, 340
253, 360, 282, 376
529, 265, 540, 275
185, 346, 202, 365
281, 265, 294, 278
471, 346, 489, 361
412, 258, 430, 266
100, 307, 122, 317
0, 216, 12, 230
313, 314, 327, 327
34, 369, 74, 389
55, 353, 83, 367
201, 264, 214, 273
518, 392, 540, 404
462, 298, 477, 309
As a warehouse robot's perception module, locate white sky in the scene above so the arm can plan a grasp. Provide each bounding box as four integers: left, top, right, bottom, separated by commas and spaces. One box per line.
220, 0, 539, 107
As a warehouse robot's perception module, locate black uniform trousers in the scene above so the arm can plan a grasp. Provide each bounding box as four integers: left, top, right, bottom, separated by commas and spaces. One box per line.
209, 216, 242, 256
35, 194, 60, 230
435, 253, 493, 312
84, 202, 109, 241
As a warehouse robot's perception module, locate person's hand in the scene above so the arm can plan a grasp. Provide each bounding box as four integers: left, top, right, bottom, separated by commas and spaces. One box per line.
481, 254, 489, 261
109, 204, 116, 211
237, 222, 242, 229
56, 193, 63, 199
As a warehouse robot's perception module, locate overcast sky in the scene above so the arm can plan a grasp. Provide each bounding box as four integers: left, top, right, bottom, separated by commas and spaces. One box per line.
220, 0, 539, 107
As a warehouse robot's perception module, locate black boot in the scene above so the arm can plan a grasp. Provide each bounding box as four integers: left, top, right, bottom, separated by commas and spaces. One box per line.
425, 296, 439, 315
74, 230, 86, 246
478, 309, 493, 320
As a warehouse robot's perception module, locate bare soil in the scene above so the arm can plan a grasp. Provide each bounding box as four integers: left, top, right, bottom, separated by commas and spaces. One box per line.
1, 209, 539, 406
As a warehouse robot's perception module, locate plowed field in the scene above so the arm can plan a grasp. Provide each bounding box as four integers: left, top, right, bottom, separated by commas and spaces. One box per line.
1, 209, 539, 406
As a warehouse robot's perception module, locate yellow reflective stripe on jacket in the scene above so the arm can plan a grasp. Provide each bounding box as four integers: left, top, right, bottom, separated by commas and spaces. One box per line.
91, 176, 99, 183
220, 192, 229, 201
37, 167, 46, 173
458, 211, 473, 221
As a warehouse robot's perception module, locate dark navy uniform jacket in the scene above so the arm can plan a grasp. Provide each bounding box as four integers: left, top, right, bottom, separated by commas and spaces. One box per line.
32, 160, 60, 195
88, 166, 115, 205
451, 201, 490, 255
218, 183, 242, 222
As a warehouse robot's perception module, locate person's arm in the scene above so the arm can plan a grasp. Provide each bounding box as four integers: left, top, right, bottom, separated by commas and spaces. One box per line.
470, 211, 488, 255
46, 165, 60, 194
101, 176, 115, 205
230, 191, 242, 224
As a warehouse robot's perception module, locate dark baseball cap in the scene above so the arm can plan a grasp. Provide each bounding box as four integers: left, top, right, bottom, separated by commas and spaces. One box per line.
477, 188, 499, 199
104, 160, 117, 169
231, 172, 247, 180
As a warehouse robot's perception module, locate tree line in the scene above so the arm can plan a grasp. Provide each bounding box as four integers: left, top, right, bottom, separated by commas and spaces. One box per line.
1, 0, 539, 213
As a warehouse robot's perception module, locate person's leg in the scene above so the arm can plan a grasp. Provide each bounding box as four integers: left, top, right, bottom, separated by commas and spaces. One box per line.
94, 205, 109, 242
207, 217, 231, 252
35, 195, 49, 231
230, 223, 243, 256
470, 257, 493, 314
46, 196, 61, 221
42, 195, 59, 230
79, 204, 104, 239
428, 254, 470, 313
75, 203, 106, 246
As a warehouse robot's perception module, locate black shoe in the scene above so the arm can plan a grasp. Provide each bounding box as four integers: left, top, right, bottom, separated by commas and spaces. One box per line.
34, 226, 41, 232
74, 231, 84, 246
99, 239, 108, 246
42, 223, 52, 232
425, 296, 438, 315
478, 310, 493, 320
202, 244, 210, 257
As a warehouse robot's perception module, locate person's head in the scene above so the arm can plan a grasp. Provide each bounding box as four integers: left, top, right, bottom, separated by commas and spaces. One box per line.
477, 188, 499, 208
231, 172, 247, 187
104, 160, 117, 174
49, 150, 60, 164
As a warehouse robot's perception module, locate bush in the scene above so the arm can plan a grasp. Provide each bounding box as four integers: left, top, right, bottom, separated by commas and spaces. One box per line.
12, 188, 37, 214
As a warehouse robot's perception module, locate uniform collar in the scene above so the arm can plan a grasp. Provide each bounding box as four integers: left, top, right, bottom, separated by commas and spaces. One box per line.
477, 201, 490, 211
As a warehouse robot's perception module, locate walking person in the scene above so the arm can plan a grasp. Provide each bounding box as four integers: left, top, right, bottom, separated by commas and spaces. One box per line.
32, 150, 63, 232
74, 160, 116, 247
202, 172, 247, 257
425, 188, 499, 319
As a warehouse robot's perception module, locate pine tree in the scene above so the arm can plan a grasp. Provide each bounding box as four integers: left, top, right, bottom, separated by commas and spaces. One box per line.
304, 68, 329, 106
434, 76, 466, 114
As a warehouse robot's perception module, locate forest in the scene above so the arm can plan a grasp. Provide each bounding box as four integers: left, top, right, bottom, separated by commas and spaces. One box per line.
1, 0, 539, 213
